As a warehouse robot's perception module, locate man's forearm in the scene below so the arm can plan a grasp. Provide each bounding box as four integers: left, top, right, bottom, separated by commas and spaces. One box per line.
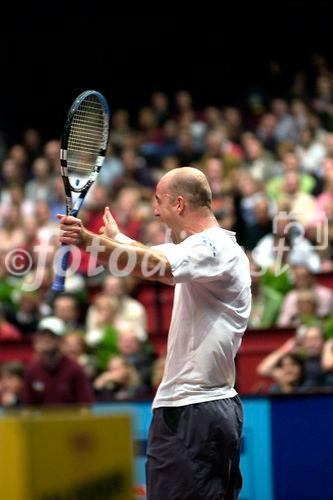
82, 229, 172, 282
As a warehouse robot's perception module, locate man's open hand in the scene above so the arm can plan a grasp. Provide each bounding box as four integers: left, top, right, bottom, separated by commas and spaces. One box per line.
99, 206, 119, 239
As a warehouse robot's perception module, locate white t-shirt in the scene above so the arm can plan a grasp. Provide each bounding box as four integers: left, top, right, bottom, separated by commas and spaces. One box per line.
152, 226, 251, 408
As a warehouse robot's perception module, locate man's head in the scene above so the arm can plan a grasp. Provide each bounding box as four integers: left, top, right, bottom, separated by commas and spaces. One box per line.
301, 325, 324, 357
34, 316, 67, 367
117, 322, 141, 357
0, 361, 24, 401
53, 294, 79, 324
154, 167, 213, 241
292, 265, 313, 289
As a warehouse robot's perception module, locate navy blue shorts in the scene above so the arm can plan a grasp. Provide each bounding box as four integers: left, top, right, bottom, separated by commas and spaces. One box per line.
146, 396, 243, 500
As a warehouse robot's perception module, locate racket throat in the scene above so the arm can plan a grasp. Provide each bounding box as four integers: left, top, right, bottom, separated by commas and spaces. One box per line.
66, 196, 74, 216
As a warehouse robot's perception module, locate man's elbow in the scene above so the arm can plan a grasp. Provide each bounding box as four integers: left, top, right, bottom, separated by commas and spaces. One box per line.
135, 255, 174, 284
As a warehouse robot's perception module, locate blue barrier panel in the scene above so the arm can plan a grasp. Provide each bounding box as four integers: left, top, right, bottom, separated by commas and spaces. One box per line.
240, 397, 273, 500
271, 394, 333, 500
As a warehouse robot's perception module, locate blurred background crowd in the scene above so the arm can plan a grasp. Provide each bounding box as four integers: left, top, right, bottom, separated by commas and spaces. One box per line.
2, 53, 333, 408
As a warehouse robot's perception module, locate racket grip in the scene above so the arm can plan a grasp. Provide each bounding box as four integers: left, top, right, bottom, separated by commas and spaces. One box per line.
51, 245, 71, 292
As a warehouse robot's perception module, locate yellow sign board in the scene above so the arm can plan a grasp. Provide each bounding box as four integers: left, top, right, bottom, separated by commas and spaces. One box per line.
0, 409, 133, 500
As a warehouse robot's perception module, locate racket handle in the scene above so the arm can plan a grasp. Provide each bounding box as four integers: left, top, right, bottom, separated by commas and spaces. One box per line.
51, 245, 71, 292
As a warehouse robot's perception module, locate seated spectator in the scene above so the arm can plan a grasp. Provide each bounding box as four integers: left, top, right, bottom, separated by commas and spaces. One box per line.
278, 265, 333, 326
116, 321, 156, 390
158, 120, 180, 160
200, 128, 241, 175
62, 330, 97, 380
110, 185, 144, 240
140, 218, 167, 247
96, 142, 123, 188
93, 355, 149, 401
256, 112, 278, 152
240, 133, 278, 182
268, 353, 305, 394
223, 106, 244, 144
25, 156, 54, 202
43, 139, 61, 173
290, 98, 310, 134
34, 200, 58, 245
0, 158, 23, 196
252, 210, 321, 274
109, 109, 132, 151
151, 91, 171, 126
48, 176, 67, 222
286, 289, 319, 327
4, 291, 41, 336
1, 183, 34, 218
85, 293, 119, 371
236, 171, 266, 229
0, 204, 26, 253
247, 260, 283, 329
0, 361, 24, 407
101, 275, 147, 340
21, 316, 94, 406
203, 106, 223, 131
159, 155, 180, 175
295, 126, 326, 176
277, 171, 317, 227
214, 192, 237, 232
202, 157, 234, 208
177, 129, 202, 166
298, 325, 332, 389
266, 151, 316, 201
243, 197, 274, 251
270, 98, 298, 143
53, 293, 83, 330
257, 325, 331, 391
113, 148, 156, 190
22, 127, 42, 164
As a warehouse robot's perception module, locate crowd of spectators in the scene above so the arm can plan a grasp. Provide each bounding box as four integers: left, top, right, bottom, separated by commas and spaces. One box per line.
2, 54, 333, 405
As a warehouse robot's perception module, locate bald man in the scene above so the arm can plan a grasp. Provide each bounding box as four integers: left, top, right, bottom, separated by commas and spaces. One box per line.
58, 167, 252, 500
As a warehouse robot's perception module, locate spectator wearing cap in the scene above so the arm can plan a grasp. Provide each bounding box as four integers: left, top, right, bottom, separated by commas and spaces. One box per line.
21, 316, 94, 406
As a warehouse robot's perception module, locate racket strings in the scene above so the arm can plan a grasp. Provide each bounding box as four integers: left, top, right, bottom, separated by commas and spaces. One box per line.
67, 97, 104, 174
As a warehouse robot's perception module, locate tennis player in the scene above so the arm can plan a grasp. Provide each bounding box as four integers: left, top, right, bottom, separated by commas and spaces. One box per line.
58, 167, 252, 500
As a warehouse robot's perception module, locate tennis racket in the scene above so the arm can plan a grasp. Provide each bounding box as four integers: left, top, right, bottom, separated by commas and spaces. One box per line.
51, 90, 110, 292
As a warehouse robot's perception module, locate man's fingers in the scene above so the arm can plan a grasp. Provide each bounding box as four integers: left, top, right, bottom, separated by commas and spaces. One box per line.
104, 206, 112, 221
60, 225, 82, 233
57, 215, 81, 226
59, 236, 79, 245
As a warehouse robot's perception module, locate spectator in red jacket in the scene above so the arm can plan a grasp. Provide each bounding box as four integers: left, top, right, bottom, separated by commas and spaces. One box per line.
21, 316, 94, 406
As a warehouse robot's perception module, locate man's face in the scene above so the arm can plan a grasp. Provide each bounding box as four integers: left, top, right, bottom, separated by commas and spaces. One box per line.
154, 180, 176, 228
303, 328, 324, 357
294, 267, 312, 288
153, 175, 188, 243
54, 297, 77, 322
34, 331, 62, 364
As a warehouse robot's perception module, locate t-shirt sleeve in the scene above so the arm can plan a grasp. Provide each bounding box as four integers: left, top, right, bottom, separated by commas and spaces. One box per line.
153, 236, 225, 284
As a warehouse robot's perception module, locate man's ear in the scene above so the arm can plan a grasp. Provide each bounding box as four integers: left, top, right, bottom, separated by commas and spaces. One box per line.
176, 195, 185, 213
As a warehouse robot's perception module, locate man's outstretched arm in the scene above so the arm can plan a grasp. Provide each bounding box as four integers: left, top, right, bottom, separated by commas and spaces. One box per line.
57, 212, 173, 284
